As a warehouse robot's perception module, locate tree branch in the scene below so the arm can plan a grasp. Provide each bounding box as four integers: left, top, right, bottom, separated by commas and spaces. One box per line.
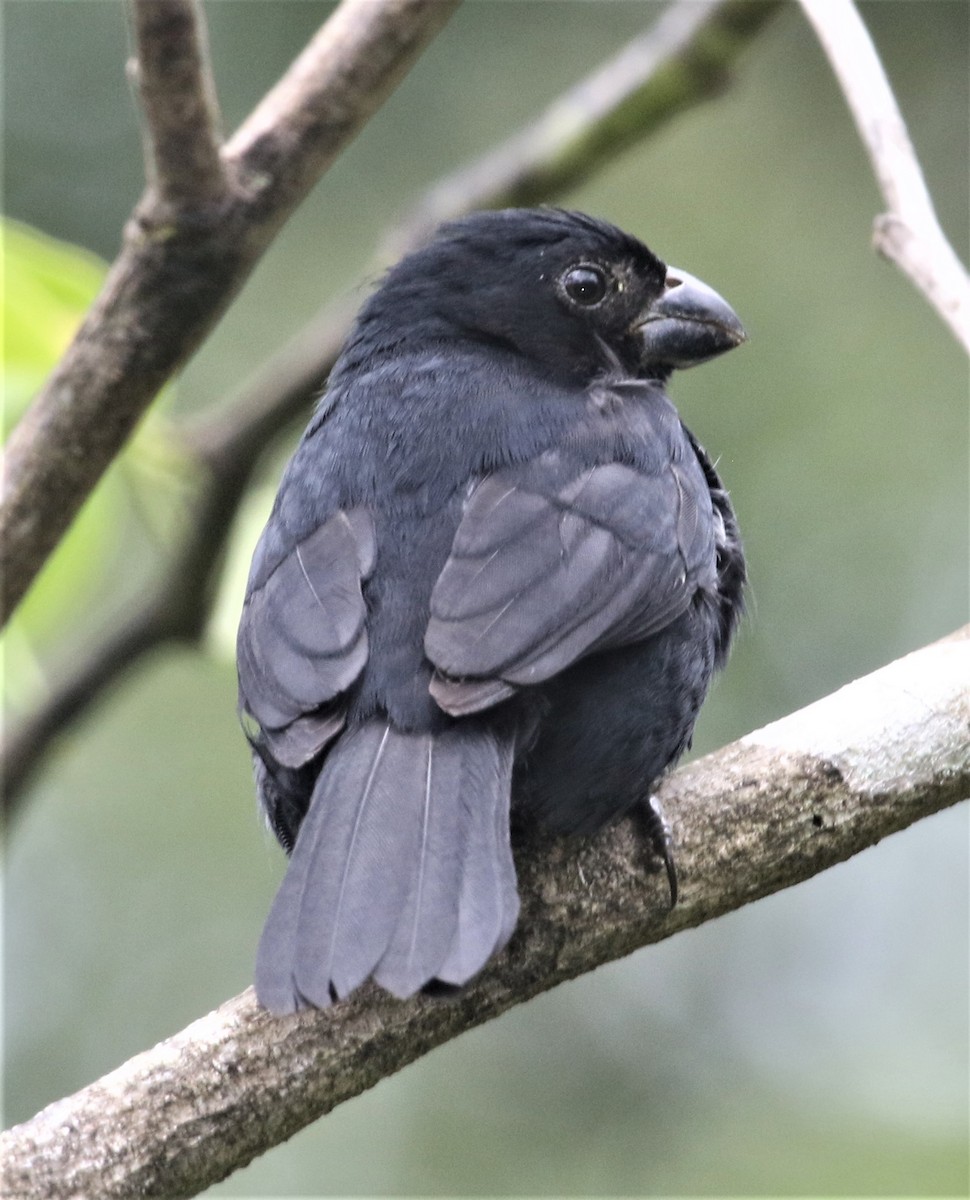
1, 0, 781, 814
799, 0, 970, 352
0, 0, 459, 627
129, 0, 225, 203
385, 0, 781, 255
2, 629, 967, 1200
226, 0, 454, 221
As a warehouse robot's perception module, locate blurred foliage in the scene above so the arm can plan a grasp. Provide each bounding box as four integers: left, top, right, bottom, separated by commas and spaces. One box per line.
3, 1, 968, 1196
1, 220, 193, 713
1, 220, 118, 708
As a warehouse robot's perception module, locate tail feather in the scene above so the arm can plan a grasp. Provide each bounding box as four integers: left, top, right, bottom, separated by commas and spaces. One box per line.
438, 737, 518, 984
295, 723, 424, 1004
372, 734, 464, 997
255, 720, 517, 1012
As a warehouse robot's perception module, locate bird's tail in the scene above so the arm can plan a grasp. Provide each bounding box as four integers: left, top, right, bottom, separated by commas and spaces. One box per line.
255, 720, 519, 1012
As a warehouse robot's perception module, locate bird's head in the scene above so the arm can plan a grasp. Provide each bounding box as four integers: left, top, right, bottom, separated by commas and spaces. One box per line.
364, 208, 746, 385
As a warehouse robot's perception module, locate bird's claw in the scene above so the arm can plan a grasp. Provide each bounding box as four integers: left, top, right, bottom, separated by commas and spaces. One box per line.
643, 795, 678, 909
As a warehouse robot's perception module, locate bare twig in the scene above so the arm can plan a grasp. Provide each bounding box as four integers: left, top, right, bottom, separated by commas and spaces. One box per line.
386, 0, 781, 255
129, 0, 225, 203
799, 0, 970, 352
0, 0, 459, 627
1, 0, 781, 813
226, 0, 453, 223
3, 629, 967, 1200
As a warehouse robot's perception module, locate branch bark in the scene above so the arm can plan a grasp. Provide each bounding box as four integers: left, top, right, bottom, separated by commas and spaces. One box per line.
129, 0, 225, 203
2, 629, 967, 1200
0, 0, 459, 627
799, 0, 970, 352
1, 0, 782, 814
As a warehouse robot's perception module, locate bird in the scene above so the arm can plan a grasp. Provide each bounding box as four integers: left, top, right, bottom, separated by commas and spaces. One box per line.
236, 208, 747, 1013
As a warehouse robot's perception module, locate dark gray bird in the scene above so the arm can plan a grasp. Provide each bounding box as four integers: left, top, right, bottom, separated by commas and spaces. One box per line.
237, 209, 746, 1012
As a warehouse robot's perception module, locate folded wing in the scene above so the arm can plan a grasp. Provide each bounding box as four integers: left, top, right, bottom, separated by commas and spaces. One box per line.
237, 507, 376, 767
425, 449, 714, 715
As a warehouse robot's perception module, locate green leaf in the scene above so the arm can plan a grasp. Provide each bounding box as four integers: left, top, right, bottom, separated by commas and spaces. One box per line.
3, 218, 107, 432
2, 220, 117, 710
2, 220, 197, 713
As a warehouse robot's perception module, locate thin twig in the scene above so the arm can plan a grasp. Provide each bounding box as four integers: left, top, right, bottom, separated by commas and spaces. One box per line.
226, 0, 454, 223
799, 0, 970, 352
129, 0, 225, 203
386, 0, 776, 255
2, 0, 782, 814
0, 0, 459, 627
2, 628, 967, 1200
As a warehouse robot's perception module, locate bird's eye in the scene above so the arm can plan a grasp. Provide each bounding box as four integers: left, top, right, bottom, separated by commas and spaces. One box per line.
561, 265, 608, 306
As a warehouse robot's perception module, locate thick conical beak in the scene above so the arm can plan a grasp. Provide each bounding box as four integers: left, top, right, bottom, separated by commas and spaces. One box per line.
635, 267, 746, 369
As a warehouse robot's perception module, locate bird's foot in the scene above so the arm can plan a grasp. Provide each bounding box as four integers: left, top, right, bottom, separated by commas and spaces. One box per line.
640, 795, 679, 909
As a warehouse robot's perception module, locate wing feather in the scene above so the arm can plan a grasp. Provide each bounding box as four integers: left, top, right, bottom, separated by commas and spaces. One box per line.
426, 451, 714, 715
237, 507, 375, 766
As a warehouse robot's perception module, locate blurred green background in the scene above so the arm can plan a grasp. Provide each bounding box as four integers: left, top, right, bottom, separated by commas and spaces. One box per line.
3, 1, 968, 1195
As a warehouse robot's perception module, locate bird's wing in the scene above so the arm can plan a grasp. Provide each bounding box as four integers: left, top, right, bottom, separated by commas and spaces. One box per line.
425, 448, 714, 715
237, 507, 376, 767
